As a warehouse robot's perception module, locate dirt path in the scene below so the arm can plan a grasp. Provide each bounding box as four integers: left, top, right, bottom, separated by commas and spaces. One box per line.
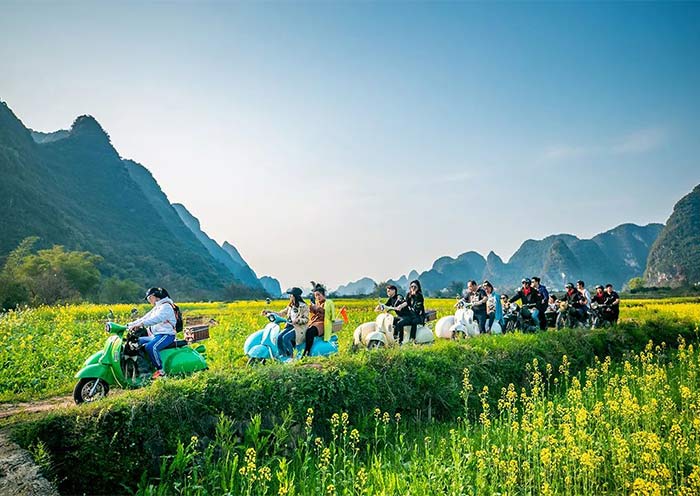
0, 396, 74, 420
0, 431, 59, 496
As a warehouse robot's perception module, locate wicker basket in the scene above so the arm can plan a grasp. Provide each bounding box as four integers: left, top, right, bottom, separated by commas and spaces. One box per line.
184, 324, 210, 343
331, 319, 344, 333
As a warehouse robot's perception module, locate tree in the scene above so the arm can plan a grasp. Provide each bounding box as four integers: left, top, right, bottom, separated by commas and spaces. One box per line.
98, 277, 141, 303
447, 280, 465, 298
627, 277, 646, 292
373, 281, 391, 298
0, 238, 104, 307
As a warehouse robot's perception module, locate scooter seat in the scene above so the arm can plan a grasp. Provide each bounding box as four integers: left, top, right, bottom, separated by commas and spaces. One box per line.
162, 339, 189, 350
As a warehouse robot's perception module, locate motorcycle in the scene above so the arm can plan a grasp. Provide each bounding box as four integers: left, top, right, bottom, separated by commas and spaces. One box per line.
589, 302, 614, 329
353, 305, 436, 350
555, 301, 587, 330
435, 301, 481, 339
244, 313, 342, 364
73, 320, 207, 404
502, 303, 539, 333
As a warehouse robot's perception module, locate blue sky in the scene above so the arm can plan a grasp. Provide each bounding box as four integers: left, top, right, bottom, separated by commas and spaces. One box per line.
1, 1, 699, 289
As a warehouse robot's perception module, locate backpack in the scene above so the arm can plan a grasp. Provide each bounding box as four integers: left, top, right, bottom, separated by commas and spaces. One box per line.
168, 303, 184, 333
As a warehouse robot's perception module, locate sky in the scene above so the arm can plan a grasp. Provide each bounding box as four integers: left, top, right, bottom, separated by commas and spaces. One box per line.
2, 1, 699, 290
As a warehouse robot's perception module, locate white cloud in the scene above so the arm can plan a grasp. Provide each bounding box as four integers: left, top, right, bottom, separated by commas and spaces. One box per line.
612, 127, 667, 155
542, 126, 668, 163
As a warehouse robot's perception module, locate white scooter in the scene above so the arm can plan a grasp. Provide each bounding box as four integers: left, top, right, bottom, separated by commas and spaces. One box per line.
353, 304, 436, 350
435, 299, 502, 339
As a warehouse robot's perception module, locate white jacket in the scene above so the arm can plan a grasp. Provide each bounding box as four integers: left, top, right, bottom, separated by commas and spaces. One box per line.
128, 297, 177, 336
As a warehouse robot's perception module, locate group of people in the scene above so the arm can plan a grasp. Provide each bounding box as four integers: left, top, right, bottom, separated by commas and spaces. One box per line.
126, 276, 622, 376
373, 276, 622, 339
507, 278, 620, 331
546, 280, 621, 326
262, 283, 339, 360
375, 280, 426, 343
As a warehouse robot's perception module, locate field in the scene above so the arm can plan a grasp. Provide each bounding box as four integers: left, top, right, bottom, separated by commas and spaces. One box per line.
137, 339, 700, 495
3, 297, 700, 495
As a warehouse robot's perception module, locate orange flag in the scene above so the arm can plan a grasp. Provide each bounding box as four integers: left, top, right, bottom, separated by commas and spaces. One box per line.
340, 306, 349, 324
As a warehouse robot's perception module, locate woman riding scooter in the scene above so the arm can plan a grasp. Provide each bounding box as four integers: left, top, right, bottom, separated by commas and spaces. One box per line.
127, 287, 178, 379
263, 287, 309, 360
393, 280, 425, 343
304, 283, 339, 357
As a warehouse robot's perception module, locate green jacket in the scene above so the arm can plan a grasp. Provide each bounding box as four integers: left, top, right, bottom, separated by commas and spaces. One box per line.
323, 298, 338, 342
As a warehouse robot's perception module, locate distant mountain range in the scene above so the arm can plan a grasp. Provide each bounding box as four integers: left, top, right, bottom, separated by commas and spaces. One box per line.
0, 100, 279, 300
334, 223, 664, 295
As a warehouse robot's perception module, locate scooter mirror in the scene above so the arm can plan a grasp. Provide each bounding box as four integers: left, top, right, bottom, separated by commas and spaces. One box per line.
130, 308, 138, 319
107, 309, 115, 321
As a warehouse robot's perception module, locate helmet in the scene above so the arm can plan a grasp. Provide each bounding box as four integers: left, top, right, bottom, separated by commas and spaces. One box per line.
595, 284, 603, 290
145, 287, 169, 300
521, 278, 531, 285
565, 283, 574, 289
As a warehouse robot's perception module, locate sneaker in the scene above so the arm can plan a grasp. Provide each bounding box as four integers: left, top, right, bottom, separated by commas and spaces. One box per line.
152, 370, 166, 379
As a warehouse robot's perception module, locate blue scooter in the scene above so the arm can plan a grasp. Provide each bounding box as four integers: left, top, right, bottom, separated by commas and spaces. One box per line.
243, 313, 339, 365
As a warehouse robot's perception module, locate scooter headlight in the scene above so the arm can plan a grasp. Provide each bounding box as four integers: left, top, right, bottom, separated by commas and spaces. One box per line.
105, 322, 111, 333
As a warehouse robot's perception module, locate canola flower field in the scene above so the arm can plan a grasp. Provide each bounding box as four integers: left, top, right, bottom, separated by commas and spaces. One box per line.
136, 338, 700, 495
1, 297, 700, 402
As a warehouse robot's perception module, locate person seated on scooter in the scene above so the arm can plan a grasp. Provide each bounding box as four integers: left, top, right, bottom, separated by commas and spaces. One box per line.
577, 280, 591, 320
127, 287, 177, 379
563, 282, 587, 322
604, 284, 621, 323
458, 280, 488, 333
393, 280, 425, 343
263, 287, 309, 359
304, 283, 339, 357
591, 285, 606, 305
545, 295, 559, 327
509, 279, 541, 323
377, 285, 410, 338
530, 277, 549, 330
376, 285, 407, 313
482, 280, 502, 332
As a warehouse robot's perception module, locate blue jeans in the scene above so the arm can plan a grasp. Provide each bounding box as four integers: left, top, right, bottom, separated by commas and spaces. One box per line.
278, 325, 296, 357
138, 334, 175, 370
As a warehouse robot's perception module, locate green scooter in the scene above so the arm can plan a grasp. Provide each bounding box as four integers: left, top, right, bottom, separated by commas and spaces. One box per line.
73, 321, 207, 404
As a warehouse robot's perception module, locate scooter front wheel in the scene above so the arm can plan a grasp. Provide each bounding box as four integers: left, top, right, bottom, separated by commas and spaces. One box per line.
247, 357, 267, 366
73, 378, 109, 404
367, 339, 384, 350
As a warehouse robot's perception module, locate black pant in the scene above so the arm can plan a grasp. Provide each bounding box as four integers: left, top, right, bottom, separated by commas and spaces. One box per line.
394, 315, 420, 342
473, 312, 487, 333
538, 306, 547, 330
303, 326, 321, 356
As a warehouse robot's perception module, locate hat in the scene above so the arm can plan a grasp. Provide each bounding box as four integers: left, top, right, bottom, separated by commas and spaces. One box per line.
286, 287, 303, 297
521, 278, 531, 284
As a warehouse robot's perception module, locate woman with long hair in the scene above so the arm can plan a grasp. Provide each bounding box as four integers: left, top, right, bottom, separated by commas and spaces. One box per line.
262, 287, 309, 359
393, 279, 425, 343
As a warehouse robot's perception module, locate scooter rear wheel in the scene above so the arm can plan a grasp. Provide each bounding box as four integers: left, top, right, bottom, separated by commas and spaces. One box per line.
73, 378, 109, 404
